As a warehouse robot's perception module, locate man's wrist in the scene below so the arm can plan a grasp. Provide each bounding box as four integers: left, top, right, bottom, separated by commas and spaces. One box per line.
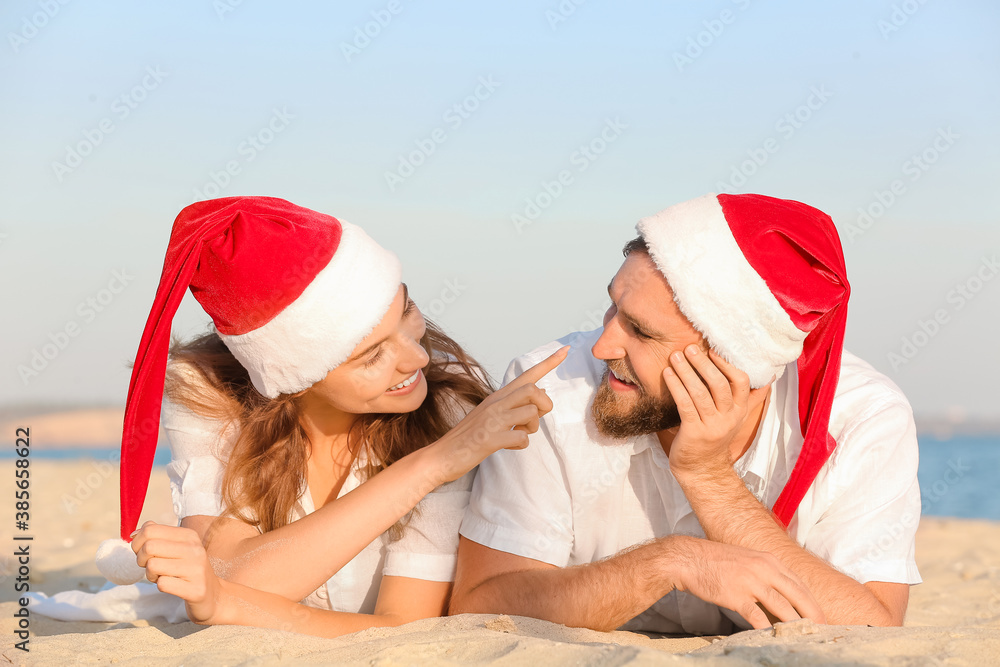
671, 464, 751, 543
653, 534, 697, 595
670, 458, 739, 492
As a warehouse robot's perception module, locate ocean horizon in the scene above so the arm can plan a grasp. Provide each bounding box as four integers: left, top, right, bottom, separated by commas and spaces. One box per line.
8, 435, 998, 521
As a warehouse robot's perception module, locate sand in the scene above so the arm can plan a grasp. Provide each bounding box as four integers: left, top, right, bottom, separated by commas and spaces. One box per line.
0, 409, 126, 448
2, 460, 999, 666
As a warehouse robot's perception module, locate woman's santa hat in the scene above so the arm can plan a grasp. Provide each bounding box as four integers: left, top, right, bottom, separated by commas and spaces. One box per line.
119, 196, 400, 543
636, 193, 850, 527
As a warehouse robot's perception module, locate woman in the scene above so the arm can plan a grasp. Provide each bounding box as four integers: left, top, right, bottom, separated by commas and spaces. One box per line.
120, 196, 565, 636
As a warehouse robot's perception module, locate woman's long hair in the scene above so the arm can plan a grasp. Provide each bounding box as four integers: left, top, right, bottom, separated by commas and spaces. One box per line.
164, 319, 493, 534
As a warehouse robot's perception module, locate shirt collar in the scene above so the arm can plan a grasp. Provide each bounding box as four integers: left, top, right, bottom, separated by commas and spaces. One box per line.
630, 433, 671, 469
732, 382, 781, 484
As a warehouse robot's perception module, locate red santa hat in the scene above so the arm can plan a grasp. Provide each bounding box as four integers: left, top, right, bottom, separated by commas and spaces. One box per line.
636, 193, 850, 527
119, 196, 401, 541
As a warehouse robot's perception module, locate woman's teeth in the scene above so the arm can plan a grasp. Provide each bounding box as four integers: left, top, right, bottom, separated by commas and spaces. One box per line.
388, 371, 420, 391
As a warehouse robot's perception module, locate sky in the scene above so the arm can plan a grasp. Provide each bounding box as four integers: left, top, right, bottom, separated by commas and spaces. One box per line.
1, 0, 998, 421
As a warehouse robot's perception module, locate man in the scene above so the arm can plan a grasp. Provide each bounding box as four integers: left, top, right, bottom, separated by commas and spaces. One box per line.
451, 193, 920, 634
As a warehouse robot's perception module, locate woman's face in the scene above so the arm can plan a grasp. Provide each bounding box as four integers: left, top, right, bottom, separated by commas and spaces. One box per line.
304, 284, 430, 416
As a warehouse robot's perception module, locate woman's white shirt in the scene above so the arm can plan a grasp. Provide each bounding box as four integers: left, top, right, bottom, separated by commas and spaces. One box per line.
161, 396, 472, 614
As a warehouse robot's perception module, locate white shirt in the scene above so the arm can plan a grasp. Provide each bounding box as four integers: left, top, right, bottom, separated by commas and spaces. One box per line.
461, 328, 922, 635
162, 395, 472, 614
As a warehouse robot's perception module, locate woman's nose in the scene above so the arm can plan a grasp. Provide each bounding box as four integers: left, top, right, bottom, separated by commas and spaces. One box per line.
399, 334, 430, 371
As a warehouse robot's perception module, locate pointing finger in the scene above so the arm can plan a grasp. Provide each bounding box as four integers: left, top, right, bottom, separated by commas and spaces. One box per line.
503, 346, 569, 393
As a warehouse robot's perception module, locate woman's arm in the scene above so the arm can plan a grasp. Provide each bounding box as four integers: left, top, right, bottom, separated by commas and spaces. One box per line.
172, 444, 455, 601
149, 348, 569, 602
135, 524, 450, 638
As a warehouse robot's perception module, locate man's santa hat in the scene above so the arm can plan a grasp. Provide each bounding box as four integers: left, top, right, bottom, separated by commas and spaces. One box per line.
118, 196, 400, 542
636, 193, 850, 527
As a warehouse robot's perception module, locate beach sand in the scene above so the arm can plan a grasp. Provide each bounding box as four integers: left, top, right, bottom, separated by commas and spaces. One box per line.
2, 460, 999, 665
0, 409, 125, 449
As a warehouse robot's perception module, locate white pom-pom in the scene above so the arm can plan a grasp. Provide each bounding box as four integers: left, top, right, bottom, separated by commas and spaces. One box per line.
96, 538, 146, 585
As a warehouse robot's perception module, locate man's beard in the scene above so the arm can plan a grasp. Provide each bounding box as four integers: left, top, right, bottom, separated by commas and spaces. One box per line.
591, 360, 681, 439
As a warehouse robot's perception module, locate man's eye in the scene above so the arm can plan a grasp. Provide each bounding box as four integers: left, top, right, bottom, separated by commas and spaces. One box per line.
632, 325, 651, 340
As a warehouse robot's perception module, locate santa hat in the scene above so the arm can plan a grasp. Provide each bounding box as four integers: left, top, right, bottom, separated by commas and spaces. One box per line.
119, 196, 401, 541
636, 193, 850, 527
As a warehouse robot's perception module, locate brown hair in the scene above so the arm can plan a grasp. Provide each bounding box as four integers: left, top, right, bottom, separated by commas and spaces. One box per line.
623, 236, 648, 257
164, 320, 492, 534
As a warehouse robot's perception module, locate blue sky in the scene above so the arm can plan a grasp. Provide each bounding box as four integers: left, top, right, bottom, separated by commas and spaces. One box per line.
2, 0, 998, 420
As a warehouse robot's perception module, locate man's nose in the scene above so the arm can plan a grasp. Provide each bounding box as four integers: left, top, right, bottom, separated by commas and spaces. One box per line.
592, 318, 626, 361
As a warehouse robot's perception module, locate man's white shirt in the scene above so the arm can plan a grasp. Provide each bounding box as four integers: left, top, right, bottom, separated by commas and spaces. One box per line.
461, 328, 921, 635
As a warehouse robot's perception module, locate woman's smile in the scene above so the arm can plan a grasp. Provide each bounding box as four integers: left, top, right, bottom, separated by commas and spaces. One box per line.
385, 369, 423, 395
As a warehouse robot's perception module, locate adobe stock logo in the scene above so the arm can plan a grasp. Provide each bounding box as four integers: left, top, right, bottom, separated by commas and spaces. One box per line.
672, 0, 753, 72
887, 255, 998, 372
191, 107, 295, 200
340, 0, 411, 63
511, 117, 627, 233
8, 0, 72, 54
384, 76, 501, 192
545, 0, 589, 31
877, 0, 931, 39
51, 66, 169, 183
844, 127, 959, 244
18, 270, 134, 385
715, 86, 832, 194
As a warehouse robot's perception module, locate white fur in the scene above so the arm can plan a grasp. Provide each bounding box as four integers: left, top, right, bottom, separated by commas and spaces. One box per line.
96, 538, 146, 586
636, 194, 806, 388
220, 221, 402, 398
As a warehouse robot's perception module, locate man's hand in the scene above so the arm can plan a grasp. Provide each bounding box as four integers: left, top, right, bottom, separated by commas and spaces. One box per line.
663, 344, 771, 475
665, 535, 826, 629
451, 534, 825, 632
660, 347, 911, 628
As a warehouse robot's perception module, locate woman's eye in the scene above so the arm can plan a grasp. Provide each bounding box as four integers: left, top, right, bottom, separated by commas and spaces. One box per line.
364, 349, 385, 368
403, 299, 417, 317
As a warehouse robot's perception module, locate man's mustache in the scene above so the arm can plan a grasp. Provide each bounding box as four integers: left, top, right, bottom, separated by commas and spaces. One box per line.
605, 360, 641, 389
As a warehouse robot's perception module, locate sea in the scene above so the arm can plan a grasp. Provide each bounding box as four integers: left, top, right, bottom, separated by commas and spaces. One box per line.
7, 436, 999, 520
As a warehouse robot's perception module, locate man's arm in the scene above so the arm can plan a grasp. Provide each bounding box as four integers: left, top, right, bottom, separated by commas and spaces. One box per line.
673, 463, 907, 625
663, 345, 912, 626
450, 535, 824, 631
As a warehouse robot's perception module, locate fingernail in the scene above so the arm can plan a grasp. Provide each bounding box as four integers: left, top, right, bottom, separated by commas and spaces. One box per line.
686, 345, 699, 356
664, 367, 675, 376
129, 529, 140, 539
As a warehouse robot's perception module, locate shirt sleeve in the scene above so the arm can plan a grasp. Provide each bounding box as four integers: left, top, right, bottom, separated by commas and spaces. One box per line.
381, 360, 492, 582
382, 470, 475, 582
161, 397, 232, 521
459, 357, 575, 567
797, 399, 922, 585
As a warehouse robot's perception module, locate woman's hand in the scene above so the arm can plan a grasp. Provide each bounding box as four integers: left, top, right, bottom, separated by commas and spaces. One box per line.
432, 346, 568, 483
131, 521, 224, 625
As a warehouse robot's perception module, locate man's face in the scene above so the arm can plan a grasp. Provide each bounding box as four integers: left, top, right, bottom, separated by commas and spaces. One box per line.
591, 250, 707, 439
